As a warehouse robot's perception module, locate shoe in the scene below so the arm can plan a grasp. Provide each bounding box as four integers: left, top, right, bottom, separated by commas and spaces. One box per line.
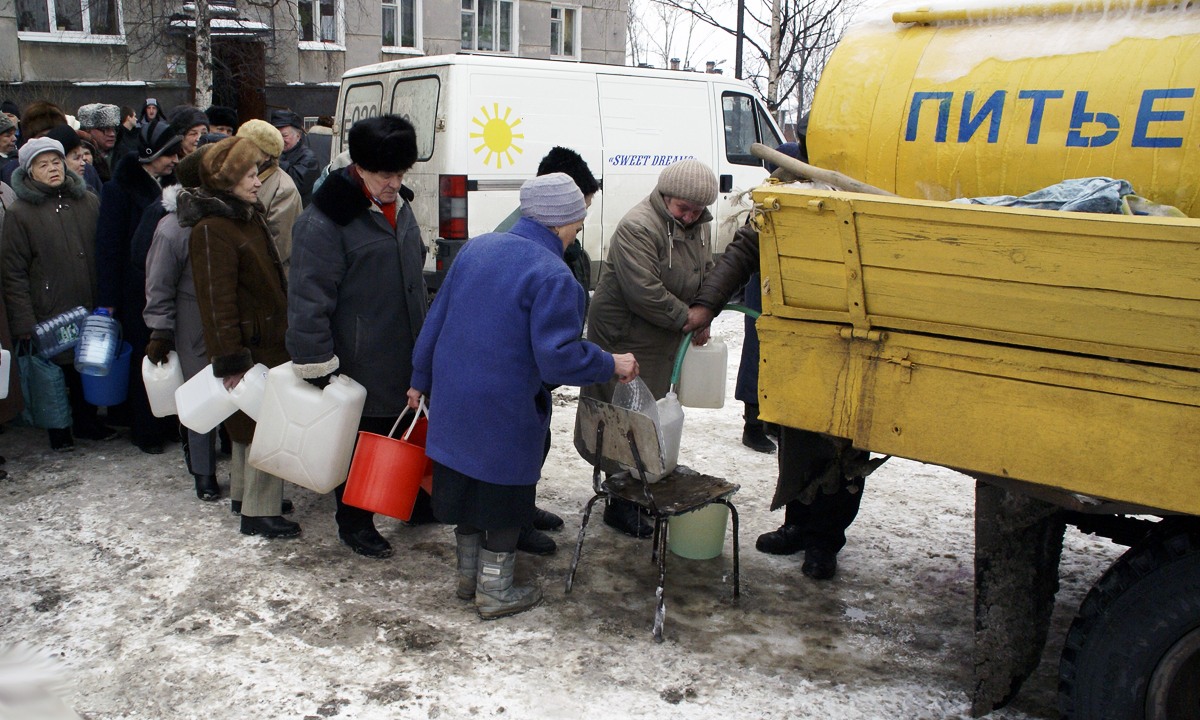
802, 546, 838, 580
232, 498, 293, 515
603, 497, 653, 539
517, 526, 556, 556
742, 423, 777, 454
73, 423, 117, 441
240, 515, 301, 538
136, 441, 164, 455
340, 526, 393, 558
455, 531, 481, 599
194, 474, 220, 501
532, 507, 564, 531
401, 490, 439, 526
475, 548, 542, 619
756, 524, 806, 555
48, 428, 74, 452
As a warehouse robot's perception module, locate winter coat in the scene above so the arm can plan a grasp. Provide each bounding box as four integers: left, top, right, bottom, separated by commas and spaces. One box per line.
583, 190, 714, 400
182, 187, 289, 444
96, 152, 173, 321
692, 221, 759, 314
112, 127, 139, 174
279, 136, 320, 207
287, 167, 427, 417
411, 217, 614, 487
256, 164, 303, 277
1, 167, 99, 349
0, 181, 14, 232
143, 185, 208, 379
0, 183, 24, 420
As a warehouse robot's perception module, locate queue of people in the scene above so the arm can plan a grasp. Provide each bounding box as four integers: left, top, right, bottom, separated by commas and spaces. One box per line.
0, 94, 870, 620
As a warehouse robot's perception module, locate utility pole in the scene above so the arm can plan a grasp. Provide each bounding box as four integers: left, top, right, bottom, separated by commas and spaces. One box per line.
735, 0, 745, 79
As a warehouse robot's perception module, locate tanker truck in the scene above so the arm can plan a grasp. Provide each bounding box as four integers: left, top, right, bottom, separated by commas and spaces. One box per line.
751, 1, 1200, 717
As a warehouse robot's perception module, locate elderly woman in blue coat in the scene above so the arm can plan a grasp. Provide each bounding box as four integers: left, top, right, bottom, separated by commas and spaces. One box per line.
409, 173, 639, 619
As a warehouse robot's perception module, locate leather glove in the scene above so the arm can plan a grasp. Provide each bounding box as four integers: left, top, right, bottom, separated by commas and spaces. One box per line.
145, 330, 174, 365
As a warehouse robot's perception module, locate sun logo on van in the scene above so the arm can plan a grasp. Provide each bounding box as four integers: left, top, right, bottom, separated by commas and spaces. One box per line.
470, 103, 524, 169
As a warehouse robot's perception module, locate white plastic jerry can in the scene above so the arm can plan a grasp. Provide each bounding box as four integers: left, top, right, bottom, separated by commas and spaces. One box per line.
175, 364, 239, 434
677, 335, 728, 409
0, 348, 10, 400
142, 352, 185, 417
248, 362, 367, 494
656, 391, 685, 478
227, 363, 269, 422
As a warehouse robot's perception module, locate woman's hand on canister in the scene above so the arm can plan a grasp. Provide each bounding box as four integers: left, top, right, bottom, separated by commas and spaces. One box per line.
222, 371, 246, 391
407, 387, 424, 410
612, 353, 639, 383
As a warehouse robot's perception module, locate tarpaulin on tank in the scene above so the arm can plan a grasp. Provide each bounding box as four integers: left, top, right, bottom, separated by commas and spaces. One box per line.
951, 177, 1133, 213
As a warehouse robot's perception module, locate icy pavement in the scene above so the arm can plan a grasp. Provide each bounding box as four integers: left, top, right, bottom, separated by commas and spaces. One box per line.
0, 314, 1125, 719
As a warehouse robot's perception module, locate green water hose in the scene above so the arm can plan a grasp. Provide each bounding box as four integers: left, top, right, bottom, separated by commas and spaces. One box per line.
669, 303, 762, 389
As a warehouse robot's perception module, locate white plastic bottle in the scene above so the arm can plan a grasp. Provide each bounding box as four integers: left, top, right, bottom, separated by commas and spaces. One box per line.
656, 391, 685, 477
677, 335, 728, 409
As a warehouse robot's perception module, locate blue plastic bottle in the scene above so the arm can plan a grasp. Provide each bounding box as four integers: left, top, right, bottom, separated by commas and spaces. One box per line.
74, 309, 122, 377
32, 306, 89, 359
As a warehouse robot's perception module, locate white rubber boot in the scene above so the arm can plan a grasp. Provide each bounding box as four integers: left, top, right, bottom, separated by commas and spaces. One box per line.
475, 548, 542, 619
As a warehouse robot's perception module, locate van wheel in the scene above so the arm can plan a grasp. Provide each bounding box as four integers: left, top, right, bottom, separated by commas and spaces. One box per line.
1058, 528, 1200, 720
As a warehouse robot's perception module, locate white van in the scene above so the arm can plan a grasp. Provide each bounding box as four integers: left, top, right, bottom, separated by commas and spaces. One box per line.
332, 54, 784, 288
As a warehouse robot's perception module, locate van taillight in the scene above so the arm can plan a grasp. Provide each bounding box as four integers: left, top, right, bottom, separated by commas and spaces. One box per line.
439, 174, 468, 239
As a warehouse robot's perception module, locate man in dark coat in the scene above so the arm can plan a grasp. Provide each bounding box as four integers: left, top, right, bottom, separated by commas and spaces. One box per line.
287, 115, 429, 558
95, 118, 182, 453
271, 109, 320, 206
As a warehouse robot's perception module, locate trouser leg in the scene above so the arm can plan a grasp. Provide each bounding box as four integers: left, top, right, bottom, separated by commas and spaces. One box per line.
784, 478, 866, 555
457, 524, 519, 553
230, 441, 248, 503
61, 365, 97, 431
334, 481, 375, 531
239, 443, 284, 517
187, 429, 217, 476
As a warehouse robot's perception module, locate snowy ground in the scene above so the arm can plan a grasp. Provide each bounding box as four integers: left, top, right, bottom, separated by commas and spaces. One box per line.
0, 314, 1127, 720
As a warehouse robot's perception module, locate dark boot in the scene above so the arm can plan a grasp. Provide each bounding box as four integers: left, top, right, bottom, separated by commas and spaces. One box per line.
802, 546, 838, 580
194, 474, 220, 501
742, 423, 776, 454
603, 497, 653, 538
339, 525, 393, 558
516, 526, 556, 556
531, 507, 563, 531
755, 524, 805, 555
48, 428, 74, 452
240, 515, 301, 538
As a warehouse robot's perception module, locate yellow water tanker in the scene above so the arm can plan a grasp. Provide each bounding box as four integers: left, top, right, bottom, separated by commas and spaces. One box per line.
808, 0, 1200, 216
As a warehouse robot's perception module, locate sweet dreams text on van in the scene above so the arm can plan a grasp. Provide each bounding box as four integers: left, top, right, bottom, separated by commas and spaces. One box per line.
608, 155, 696, 167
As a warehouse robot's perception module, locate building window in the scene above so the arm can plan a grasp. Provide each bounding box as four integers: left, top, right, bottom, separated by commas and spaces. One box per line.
461, 0, 514, 53
17, 0, 122, 41
299, 0, 343, 48
382, 0, 418, 50
549, 5, 576, 58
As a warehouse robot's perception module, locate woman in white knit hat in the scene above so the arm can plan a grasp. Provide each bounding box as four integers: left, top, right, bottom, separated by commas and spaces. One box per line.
576, 158, 719, 538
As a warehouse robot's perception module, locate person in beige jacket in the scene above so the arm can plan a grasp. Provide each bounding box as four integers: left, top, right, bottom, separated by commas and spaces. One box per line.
577, 158, 718, 537
236, 120, 302, 277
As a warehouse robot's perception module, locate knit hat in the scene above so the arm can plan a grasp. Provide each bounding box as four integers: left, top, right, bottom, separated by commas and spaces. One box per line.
169, 106, 210, 137
205, 106, 239, 131
77, 103, 120, 129
269, 109, 304, 132
655, 159, 718, 207
0, 114, 14, 135
175, 143, 213, 189
45, 125, 81, 156
139, 117, 183, 163
20, 101, 67, 140
199, 136, 265, 192
1, 100, 18, 119
348, 115, 416, 173
236, 119, 284, 158
520, 173, 588, 228
18, 137, 64, 173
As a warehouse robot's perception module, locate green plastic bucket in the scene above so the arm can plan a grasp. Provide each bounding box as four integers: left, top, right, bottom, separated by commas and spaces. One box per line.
668, 503, 729, 559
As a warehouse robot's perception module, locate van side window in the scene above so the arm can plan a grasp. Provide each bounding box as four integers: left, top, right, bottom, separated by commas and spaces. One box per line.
341, 82, 383, 147
757, 102, 783, 149
392, 76, 441, 161
722, 92, 761, 166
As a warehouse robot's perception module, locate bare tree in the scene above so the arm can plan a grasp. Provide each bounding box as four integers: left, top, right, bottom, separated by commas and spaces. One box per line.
627, 0, 710, 69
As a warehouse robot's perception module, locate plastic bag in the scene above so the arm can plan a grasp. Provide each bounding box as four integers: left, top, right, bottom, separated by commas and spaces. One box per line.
611, 377, 667, 481
14, 341, 72, 429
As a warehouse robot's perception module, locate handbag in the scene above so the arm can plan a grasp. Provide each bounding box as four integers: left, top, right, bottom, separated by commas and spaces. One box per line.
14, 340, 73, 429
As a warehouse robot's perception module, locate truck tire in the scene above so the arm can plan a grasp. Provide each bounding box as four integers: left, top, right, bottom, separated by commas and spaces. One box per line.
1058, 528, 1200, 720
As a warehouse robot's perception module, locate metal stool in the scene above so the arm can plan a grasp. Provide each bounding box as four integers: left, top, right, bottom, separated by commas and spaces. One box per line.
566, 397, 740, 642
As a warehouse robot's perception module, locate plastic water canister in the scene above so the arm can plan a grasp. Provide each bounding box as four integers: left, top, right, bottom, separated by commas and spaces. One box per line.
33, 306, 89, 359
656, 391, 684, 477
142, 352, 184, 417
175, 364, 239, 434
74, 309, 122, 376
248, 362, 367, 494
227, 363, 269, 422
0, 348, 10, 400
677, 335, 727, 409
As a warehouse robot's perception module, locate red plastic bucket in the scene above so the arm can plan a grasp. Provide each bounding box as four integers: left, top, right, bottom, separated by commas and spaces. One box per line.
342, 404, 432, 521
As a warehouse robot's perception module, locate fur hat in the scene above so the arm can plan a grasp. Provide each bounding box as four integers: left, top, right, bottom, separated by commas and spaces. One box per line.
18, 137, 64, 173
139, 118, 183, 163
655, 158, 718, 207
77, 103, 120, 129
169, 106, 210, 138
0, 114, 14, 135
520, 173, 588, 228
199, 136, 265, 192
205, 106, 239, 131
175, 143, 213, 189
269, 109, 304, 131
537, 146, 600, 197
236, 119, 284, 158
349, 115, 417, 173
45, 125, 81, 156
20, 101, 67, 140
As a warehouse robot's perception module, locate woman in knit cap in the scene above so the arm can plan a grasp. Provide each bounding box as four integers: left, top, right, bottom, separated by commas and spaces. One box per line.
576, 158, 719, 538
409, 173, 638, 619
169, 106, 210, 157
43, 125, 100, 195
1, 138, 116, 450
182, 136, 296, 538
